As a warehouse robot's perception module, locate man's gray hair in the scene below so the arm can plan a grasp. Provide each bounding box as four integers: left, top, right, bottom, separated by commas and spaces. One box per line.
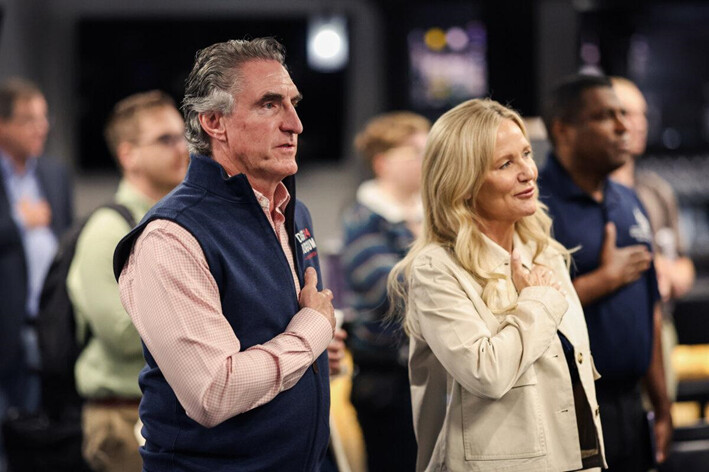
182, 37, 286, 156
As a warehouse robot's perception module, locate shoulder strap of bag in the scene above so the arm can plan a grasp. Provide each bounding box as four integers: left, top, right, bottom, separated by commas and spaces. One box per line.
100, 202, 137, 229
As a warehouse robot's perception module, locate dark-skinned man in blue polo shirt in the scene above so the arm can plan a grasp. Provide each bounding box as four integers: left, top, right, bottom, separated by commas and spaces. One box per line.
538, 74, 672, 472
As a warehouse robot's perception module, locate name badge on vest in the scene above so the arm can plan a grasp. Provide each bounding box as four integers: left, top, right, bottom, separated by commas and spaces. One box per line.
296, 227, 318, 260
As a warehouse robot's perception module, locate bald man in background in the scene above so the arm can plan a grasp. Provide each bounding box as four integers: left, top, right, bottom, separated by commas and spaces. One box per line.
610, 77, 695, 400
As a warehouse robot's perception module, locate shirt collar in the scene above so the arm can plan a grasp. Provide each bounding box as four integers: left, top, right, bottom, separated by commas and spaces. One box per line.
480, 231, 535, 274
541, 152, 599, 201
116, 179, 156, 216
0, 150, 38, 178
543, 152, 625, 207
356, 179, 423, 224
253, 181, 291, 215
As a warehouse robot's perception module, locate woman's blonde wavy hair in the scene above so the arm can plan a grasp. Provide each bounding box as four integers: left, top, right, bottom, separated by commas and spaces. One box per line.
387, 98, 570, 333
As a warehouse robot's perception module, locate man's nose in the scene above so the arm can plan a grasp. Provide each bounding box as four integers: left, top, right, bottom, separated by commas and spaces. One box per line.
614, 111, 629, 134
30, 115, 50, 134
282, 105, 303, 135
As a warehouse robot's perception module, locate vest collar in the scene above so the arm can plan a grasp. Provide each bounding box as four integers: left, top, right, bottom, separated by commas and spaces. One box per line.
184, 154, 297, 203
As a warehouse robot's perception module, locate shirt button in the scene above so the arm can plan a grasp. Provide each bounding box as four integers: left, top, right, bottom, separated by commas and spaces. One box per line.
595, 407, 600, 417
577, 352, 583, 364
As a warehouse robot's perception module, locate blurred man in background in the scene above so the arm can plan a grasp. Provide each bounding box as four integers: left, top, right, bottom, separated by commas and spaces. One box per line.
539, 74, 672, 471
610, 77, 695, 302
610, 77, 695, 401
68, 90, 188, 472
0, 77, 73, 470
341, 111, 429, 472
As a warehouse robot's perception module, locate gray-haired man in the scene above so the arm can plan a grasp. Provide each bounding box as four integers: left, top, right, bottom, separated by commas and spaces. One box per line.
113, 38, 336, 471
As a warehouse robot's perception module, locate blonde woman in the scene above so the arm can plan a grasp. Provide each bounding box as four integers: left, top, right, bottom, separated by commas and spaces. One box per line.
389, 99, 606, 472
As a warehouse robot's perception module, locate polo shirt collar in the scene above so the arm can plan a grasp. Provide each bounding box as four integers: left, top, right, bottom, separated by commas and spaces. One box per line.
543, 152, 606, 202
545, 152, 625, 207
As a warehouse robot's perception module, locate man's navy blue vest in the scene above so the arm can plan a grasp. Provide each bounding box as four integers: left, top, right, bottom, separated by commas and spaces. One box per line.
113, 155, 330, 472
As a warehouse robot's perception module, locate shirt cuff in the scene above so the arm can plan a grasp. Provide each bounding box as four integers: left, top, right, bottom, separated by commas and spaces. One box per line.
518, 286, 569, 326
287, 308, 334, 358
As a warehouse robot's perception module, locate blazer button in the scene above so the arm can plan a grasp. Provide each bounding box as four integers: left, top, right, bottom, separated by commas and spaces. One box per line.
577, 352, 583, 364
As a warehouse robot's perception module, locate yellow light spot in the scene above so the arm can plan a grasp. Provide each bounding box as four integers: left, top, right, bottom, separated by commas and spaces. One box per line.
424, 28, 447, 51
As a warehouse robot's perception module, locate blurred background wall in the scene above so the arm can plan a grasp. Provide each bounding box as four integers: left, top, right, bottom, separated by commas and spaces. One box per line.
1, 0, 708, 285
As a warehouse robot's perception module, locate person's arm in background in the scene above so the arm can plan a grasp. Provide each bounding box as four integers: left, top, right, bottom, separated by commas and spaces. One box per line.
643, 302, 673, 464
653, 171, 696, 299
327, 329, 347, 376
670, 257, 695, 298
119, 220, 335, 428
654, 254, 694, 302
664, 181, 695, 298
572, 222, 652, 306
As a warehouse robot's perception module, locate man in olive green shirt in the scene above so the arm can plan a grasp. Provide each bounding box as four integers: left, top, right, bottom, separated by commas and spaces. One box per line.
67, 90, 188, 472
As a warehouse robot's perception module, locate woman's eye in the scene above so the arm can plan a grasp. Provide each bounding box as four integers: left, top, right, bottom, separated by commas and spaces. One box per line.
500, 161, 512, 169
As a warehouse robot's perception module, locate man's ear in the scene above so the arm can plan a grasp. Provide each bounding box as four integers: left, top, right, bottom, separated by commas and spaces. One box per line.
116, 141, 135, 173
551, 119, 572, 148
198, 111, 227, 142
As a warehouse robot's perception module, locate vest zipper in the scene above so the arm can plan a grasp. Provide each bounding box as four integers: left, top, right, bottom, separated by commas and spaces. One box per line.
304, 363, 323, 471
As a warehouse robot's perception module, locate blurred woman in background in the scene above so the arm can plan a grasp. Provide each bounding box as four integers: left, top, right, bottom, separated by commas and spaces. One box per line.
342, 111, 429, 471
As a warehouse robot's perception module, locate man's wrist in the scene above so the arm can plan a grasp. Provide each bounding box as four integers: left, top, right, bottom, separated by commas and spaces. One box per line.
654, 401, 672, 419
597, 265, 620, 294
287, 308, 334, 357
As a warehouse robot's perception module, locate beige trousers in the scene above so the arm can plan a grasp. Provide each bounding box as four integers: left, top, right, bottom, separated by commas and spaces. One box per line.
82, 402, 142, 472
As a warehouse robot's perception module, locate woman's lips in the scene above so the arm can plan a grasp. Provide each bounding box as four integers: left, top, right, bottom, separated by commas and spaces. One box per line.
515, 187, 535, 198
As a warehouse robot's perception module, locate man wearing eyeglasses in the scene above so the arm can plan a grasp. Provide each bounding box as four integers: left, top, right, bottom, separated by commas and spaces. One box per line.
0, 78, 73, 456
67, 90, 188, 472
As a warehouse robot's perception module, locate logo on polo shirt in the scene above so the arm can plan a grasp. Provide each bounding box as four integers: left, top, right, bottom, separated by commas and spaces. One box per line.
295, 227, 318, 260
629, 207, 653, 244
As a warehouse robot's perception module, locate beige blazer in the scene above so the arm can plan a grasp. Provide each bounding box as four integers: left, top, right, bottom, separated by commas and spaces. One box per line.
407, 233, 606, 472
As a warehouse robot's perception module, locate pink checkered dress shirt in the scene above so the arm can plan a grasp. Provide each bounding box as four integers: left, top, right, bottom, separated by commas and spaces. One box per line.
118, 182, 333, 428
